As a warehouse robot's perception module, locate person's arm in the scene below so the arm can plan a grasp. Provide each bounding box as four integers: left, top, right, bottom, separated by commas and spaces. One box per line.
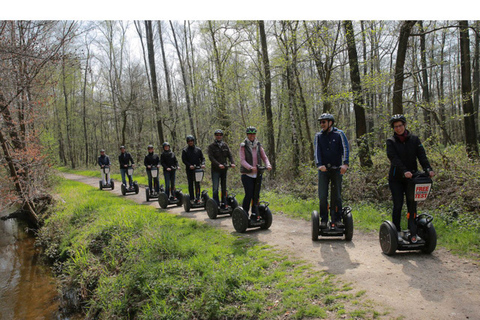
227, 144, 235, 165
338, 130, 350, 166
144, 156, 149, 168
239, 145, 253, 171
415, 136, 432, 172
314, 132, 322, 167
199, 149, 206, 167
386, 139, 408, 175
208, 144, 221, 167
129, 153, 134, 165
173, 154, 179, 168
259, 146, 271, 168
98, 157, 102, 167
182, 149, 191, 167
160, 153, 167, 169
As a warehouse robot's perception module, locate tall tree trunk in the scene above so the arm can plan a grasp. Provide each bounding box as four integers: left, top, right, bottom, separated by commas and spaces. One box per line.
82, 43, 90, 166
145, 20, 165, 143
343, 20, 373, 168
459, 20, 479, 159
473, 21, 480, 140
62, 53, 75, 169
418, 21, 432, 141
392, 20, 417, 114
258, 20, 276, 175
170, 21, 196, 138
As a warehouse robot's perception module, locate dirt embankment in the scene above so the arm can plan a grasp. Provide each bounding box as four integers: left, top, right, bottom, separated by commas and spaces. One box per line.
62, 173, 480, 319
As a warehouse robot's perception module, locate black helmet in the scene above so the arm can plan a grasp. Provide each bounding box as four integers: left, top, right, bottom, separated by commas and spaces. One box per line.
162, 142, 170, 149
389, 114, 406, 128
147, 144, 154, 149
214, 129, 224, 136
186, 135, 195, 142
318, 113, 335, 123
246, 126, 257, 134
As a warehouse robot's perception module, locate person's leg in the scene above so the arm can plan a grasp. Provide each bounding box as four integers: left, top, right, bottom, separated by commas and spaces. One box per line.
171, 171, 176, 198
147, 170, 153, 192
251, 175, 263, 215
212, 170, 220, 205
318, 171, 329, 223
389, 179, 405, 232
331, 170, 343, 223
127, 169, 133, 187
405, 180, 418, 237
241, 175, 255, 213
101, 170, 106, 185
164, 171, 171, 197
220, 171, 227, 205
154, 176, 160, 193
120, 168, 127, 185
186, 170, 194, 199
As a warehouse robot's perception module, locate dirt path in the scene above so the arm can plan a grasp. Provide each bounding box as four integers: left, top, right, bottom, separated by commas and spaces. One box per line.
62, 173, 479, 319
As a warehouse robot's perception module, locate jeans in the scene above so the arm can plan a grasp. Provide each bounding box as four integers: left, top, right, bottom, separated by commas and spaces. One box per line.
101, 171, 110, 185
318, 170, 343, 223
164, 170, 176, 197
146, 170, 160, 193
212, 169, 227, 206
186, 169, 200, 199
241, 174, 262, 214
120, 168, 133, 186
389, 179, 417, 233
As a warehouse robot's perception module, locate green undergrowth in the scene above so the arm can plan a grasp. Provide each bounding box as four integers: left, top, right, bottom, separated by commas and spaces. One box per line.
39, 178, 380, 319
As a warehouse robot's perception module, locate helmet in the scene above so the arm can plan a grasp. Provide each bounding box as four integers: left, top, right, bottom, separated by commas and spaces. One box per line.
389, 114, 406, 128
214, 129, 224, 136
100, 149, 105, 152
318, 113, 335, 123
246, 126, 257, 134
162, 142, 170, 149
119, 145, 125, 149
186, 135, 195, 142
147, 144, 154, 149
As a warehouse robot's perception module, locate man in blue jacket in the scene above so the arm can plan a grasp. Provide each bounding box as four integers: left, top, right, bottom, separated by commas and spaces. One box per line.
314, 113, 350, 228
98, 149, 112, 186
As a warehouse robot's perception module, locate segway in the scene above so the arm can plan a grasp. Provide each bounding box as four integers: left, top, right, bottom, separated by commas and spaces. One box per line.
232, 165, 272, 233
99, 166, 114, 190
158, 166, 184, 209
206, 164, 239, 219
121, 166, 139, 196
379, 171, 437, 255
311, 207, 353, 241
183, 165, 209, 212
145, 166, 162, 202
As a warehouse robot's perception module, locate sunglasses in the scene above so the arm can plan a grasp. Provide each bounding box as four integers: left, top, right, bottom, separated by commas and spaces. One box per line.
215, 134, 223, 136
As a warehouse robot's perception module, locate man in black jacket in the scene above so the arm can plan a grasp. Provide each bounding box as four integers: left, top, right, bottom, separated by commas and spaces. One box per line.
208, 129, 235, 207
144, 145, 160, 194
387, 114, 435, 243
182, 135, 205, 201
118, 146, 135, 187
98, 149, 111, 186
160, 142, 179, 200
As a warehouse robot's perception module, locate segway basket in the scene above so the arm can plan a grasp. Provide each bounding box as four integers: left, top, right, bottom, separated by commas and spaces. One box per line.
407, 172, 432, 202
151, 167, 159, 178
194, 168, 204, 182
103, 166, 110, 174
127, 167, 134, 176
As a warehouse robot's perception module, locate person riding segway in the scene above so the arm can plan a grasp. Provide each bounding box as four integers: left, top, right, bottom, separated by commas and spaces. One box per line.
311, 113, 353, 240
158, 142, 183, 209
379, 114, 437, 255
182, 135, 209, 212
119, 146, 139, 195
144, 145, 162, 202
206, 129, 239, 219
98, 149, 114, 190
231, 126, 273, 233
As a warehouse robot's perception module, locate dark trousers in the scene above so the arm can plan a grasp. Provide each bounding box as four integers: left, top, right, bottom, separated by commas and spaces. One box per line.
186, 170, 200, 199
318, 170, 343, 223
389, 179, 417, 233
212, 169, 227, 205
147, 170, 160, 193
120, 168, 133, 186
241, 174, 262, 214
163, 170, 176, 197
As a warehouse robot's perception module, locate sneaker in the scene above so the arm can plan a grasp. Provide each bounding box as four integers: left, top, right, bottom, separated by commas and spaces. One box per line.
320, 221, 328, 229
169, 196, 175, 201
335, 220, 345, 228
250, 214, 259, 221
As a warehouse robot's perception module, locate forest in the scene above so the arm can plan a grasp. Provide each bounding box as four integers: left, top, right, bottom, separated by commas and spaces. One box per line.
1, 20, 480, 225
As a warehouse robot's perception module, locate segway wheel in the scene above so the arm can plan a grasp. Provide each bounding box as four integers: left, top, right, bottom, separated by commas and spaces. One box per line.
379, 221, 398, 255
343, 208, 354, 241
110, 180, 114, 190
260, 207, 273, 230
175, 191, 183, 207
158, 192, 169, 209
134, 183, 139, 194
421, 224, 437, 254
232, 207, 249, 233
121, 184, 126, 196
311, 210, 320, 241
99, 181, 103, 190
183, 194, 191, 212
145, 188, 150, 202
206, 198, 219, 219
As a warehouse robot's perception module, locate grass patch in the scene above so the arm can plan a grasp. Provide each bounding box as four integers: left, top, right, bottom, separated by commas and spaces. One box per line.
39, 178, 378, 319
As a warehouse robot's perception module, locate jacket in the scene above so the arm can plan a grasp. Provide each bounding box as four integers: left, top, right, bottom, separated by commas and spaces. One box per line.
182, 145, 205, 169
118, 152, 134, 169
160, 150, 179, 171
208, 140, 235, 172
239, 139, 270, 174
144, 152, 160, 169
386, 130, 432, 181
98, 155, 111, 167
314, 127, 350, 168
